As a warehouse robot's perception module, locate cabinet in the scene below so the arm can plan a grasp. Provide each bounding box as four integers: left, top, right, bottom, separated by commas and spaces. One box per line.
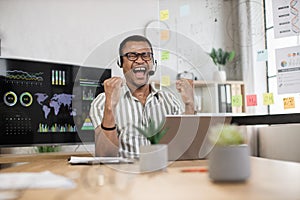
153, 80, 245, 113
194, 81, 245, 113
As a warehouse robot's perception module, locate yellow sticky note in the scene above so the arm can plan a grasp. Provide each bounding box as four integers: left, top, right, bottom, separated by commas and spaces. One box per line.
160, 30, 170, 41
161, 75, 171, 86
161, 50, 170, 60
232, 95, 243, 107
263, 93, 274, 105
283, 97, 295, 109
160, 10, 169, 21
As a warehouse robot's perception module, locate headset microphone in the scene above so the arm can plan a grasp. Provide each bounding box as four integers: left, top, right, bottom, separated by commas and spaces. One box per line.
148, 60, 157, 76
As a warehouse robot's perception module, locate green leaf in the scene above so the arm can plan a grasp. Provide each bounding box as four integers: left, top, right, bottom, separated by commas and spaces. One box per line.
132, 118, 169, 144
222, 52, 229, 65
147, 127, 170, 144
217, 48, 223, 64
228, 51, 235, 62
209, 48, 218, 65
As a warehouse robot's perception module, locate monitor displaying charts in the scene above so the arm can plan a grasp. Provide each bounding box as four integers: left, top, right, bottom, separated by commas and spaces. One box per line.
0, 58, 111, 146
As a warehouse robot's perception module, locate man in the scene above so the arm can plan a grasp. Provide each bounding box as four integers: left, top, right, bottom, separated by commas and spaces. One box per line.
90, 35, 195, 158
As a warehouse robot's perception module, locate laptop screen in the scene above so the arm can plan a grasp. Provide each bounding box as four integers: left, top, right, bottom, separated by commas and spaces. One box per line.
159, 115, 232, 161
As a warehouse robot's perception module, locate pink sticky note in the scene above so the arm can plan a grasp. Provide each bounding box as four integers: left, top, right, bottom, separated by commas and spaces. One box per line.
246, 94, 257, 106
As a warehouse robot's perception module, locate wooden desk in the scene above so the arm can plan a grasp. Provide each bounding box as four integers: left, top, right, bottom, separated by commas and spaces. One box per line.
0, 157, 299, 200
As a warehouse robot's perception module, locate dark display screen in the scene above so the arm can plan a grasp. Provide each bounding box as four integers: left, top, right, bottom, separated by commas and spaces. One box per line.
0, 58, 111, 146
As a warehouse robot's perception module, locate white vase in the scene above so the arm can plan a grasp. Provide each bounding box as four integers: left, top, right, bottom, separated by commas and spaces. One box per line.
213, 70, 227, 82
208, 144, 250, 182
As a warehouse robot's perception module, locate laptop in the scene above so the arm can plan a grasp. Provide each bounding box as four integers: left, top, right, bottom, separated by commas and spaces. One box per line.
159, 115, 232, 161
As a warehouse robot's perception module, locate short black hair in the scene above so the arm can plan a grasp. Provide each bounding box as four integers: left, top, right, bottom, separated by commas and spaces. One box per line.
119, 35, 153, 56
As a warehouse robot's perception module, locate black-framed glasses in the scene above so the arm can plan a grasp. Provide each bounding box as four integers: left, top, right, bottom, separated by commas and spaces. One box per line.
122, 52, 153, 61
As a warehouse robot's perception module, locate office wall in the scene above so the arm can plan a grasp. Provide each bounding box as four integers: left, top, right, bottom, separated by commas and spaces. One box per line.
0, 0, 158, 66
158, 0, 240, 82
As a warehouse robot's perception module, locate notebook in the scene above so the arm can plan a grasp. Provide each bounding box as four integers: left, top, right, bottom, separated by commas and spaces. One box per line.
159, 115, 232, 161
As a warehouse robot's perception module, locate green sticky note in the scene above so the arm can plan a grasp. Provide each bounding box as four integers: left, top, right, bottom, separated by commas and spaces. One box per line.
263, 93, 274, 105
161, 51, 170, 60
232, 95, 243, 107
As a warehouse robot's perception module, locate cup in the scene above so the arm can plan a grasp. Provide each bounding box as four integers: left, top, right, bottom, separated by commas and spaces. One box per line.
139, 144, 168, 173
177, 71, 194, 85
182, 78, 194, 89
176, 71, 194, 91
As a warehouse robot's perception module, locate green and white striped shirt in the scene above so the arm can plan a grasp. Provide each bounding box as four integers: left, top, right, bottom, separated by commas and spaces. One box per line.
89, 84, 183, 158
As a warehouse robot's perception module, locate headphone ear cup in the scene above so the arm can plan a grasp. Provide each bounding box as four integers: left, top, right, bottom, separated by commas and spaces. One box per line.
117, 57, 122, 68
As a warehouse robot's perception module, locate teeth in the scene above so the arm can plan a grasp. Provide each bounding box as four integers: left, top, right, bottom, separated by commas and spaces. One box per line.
133, 67, 146, 72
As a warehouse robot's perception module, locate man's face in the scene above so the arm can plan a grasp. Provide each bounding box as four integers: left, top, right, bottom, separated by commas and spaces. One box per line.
121, 41, 153, 88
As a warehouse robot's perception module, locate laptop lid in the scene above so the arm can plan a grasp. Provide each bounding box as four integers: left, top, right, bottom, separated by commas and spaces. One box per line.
159, 115, 232, 161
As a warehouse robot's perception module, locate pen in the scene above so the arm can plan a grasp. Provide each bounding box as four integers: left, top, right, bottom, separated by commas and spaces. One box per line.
181, 167, 208, 173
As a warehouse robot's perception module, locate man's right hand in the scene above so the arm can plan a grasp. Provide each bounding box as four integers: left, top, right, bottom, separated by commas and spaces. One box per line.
97, 77, 123, 157
103, 77, 124, 110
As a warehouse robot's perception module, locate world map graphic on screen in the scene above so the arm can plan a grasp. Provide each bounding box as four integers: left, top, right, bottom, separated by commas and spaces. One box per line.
35, 93, 75, 119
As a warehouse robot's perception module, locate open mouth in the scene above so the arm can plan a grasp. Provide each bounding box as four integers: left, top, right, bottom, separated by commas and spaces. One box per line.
133, 67, 147, 78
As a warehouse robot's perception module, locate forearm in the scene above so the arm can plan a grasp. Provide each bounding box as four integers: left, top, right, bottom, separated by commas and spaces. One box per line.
95, 99, 119, 157
95, 126, 119, 157
184, 102, 195, 115
92, 77, 124, 157
101, 98, 117, 128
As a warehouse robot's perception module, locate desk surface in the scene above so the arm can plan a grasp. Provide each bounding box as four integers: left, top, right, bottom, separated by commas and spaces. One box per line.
0, 156, 300, 200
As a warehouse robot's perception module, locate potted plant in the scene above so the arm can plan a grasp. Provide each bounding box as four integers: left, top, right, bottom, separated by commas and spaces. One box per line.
133, 119, 169, 172
208, 124, 250, 182
209, 48, 235, 82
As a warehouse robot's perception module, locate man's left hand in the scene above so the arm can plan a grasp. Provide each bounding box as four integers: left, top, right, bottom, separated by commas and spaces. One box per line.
176, 79, 194, 105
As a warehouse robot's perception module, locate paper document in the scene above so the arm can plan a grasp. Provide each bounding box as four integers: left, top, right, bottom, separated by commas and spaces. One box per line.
68, 156, 134, 165
0, 171, 76, 190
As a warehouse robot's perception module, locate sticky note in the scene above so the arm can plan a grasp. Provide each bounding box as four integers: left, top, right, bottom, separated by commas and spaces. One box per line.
263, 93, 274, 105
161, 51, 170, 61
257, 49, 268, 62
283, 97, 295, 109
180, 4, 190, 17
246, 94, 257, 106
160, 30, 170, 41
160, 10, 169, 21
161, 75, 171, 86
232, 95, 243, 107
